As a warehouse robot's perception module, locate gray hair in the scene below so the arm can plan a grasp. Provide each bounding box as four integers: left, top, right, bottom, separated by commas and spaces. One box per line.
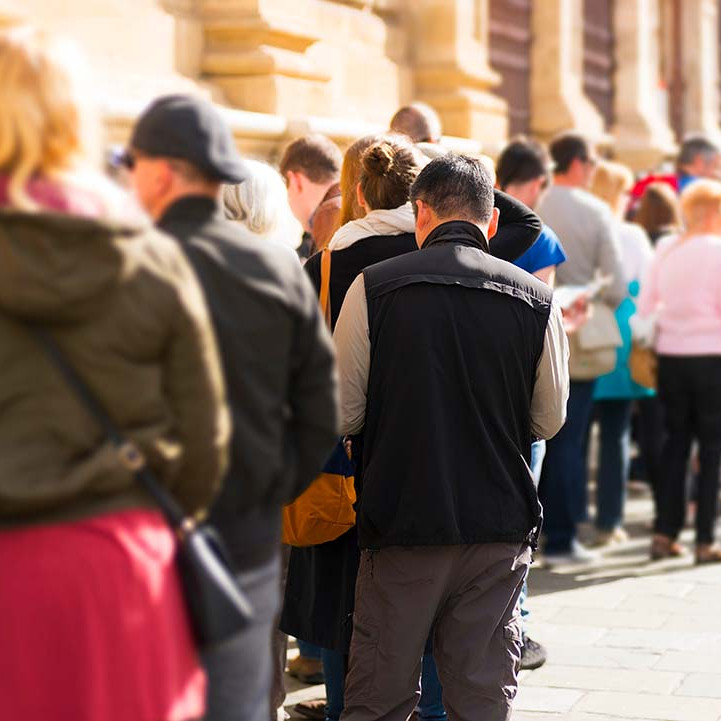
223, 159, 302, 248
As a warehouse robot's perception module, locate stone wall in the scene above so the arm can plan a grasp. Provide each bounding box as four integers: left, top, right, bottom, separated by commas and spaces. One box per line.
2, 0, 721, 170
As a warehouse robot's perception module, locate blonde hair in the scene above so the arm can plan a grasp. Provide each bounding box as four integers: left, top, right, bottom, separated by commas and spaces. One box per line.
0, 26, 96, 210
680, 178, 721, 230
590, 159, 634, 211
223, 159, 302, 248
339, 134, 387, 226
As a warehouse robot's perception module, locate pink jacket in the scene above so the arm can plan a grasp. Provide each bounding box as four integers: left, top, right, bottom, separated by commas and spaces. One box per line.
637, 234, 721, 356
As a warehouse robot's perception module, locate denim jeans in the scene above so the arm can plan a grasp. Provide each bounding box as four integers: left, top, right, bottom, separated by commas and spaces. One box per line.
417, 637, 448, 721
593, 399, 632, 531
519, 440, 545, 634
324, 646, 448, 721
297, 640, 323, 660
530, 440, 546, 489
322, 648, 346, 721
539, 381, 596, 553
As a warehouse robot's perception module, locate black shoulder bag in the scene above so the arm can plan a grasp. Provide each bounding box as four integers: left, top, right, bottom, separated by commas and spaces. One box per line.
30, 328, 253, 648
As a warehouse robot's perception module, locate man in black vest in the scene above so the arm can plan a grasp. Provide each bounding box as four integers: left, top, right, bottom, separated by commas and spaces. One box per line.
334, 154, 569, 721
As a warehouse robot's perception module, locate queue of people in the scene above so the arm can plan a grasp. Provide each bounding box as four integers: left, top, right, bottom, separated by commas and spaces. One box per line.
2, 22, 721, 721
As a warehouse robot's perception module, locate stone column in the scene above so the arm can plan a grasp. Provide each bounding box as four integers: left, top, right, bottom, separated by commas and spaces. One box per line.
408, 0, 508, 145
680, 0, 721, 140
161, 0, 331, 116
612, 0, 677, 170
529, 0, 607, 143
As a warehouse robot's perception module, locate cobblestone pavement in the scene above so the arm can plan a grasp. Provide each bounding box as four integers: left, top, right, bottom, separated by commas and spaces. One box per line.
284, 483, 721, 720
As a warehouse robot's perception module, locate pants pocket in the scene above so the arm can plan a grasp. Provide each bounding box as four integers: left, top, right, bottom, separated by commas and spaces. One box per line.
500, 616, 523, 699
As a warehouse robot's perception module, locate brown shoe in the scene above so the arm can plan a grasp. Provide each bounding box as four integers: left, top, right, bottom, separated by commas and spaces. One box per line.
287, 656, 324, 685
650, 534, 685, 561
695, 544, 721, 565
294, 699, 327, 720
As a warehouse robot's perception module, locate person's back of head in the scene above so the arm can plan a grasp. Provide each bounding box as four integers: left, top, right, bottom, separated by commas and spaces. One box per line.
223, 159, 302, 249
358, 137, 424, 213
590, 159, 633, 216
678, 134, 721, 179
279, 134, 342, 229
389, 102, 442, 144
679, 178, 721, 234
127, 93, 248, 221
279, 133, 342, 185
339, 134, 388, 226
410, 153, 497, 246
548, 132, 597, 189
634, 181, 681, 242
0, 25, 93, 211
496, 136, 551, 209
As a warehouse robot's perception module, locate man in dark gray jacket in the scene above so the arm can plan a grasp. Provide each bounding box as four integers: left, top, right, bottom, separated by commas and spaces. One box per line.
126, 94, 339, 721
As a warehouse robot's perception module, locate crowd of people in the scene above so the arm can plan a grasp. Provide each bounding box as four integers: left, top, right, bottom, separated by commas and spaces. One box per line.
2, 23, 721, 721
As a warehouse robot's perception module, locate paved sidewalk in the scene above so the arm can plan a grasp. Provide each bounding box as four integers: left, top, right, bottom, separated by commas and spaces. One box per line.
284, 484, 721, 720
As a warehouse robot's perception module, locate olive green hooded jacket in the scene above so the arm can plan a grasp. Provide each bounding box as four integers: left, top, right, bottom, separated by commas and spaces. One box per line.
0, 210, 229, 526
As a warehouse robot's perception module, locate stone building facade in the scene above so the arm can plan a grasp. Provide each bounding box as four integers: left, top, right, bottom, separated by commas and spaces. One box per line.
2, 0, 721, 170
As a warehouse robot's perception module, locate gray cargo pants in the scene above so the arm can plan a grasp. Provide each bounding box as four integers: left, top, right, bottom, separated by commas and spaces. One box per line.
340, 542, 531, 721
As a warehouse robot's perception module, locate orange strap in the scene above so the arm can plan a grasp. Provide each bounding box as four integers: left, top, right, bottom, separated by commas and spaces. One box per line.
319, 249, 332, 328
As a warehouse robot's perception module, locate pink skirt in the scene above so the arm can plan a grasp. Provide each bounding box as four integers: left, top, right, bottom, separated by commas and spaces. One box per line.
0, 509, 206, 721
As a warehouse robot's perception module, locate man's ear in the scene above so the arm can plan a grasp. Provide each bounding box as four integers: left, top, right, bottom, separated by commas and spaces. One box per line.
486, 206, 500, 240
414, 199, 433, 248
157, 159, 175, 195
286, 170, 302, 193
415, 199, 429, 229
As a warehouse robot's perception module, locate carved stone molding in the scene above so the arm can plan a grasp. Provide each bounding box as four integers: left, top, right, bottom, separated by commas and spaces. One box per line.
612, 0, 676, 170
530, 0, 608, 144
408, 0, 507, 144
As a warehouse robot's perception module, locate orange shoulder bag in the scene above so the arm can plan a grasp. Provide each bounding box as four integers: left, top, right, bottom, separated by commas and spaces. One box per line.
282, 250, 357, 546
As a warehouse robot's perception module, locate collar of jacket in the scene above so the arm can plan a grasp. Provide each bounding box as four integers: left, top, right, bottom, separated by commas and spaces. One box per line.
421, 220, 490, 253
157, 194, 224, 228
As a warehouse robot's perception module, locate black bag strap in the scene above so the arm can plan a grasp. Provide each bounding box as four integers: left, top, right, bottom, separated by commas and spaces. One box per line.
30, 327, 188, 530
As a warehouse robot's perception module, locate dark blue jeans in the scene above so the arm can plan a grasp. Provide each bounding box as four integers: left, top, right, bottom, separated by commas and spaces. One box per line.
539, 380, 596, 553
323, 645, 447, 721
297, 639, 322, 659
322, 649, 345, 721
417, 638, 447, 721
593, 399, 632, 531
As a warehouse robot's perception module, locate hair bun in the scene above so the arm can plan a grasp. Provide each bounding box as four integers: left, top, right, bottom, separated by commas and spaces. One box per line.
362, 142, 395, 177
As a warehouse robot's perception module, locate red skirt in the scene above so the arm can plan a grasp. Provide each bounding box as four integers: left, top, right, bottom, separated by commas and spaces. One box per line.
0, 509, 206, 721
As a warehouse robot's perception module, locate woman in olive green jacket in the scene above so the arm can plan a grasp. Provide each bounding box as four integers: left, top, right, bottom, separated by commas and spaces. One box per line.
0, 26, 229, 721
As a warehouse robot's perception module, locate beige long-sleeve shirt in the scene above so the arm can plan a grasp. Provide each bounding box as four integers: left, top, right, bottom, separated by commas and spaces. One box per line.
334, 273, 570, 439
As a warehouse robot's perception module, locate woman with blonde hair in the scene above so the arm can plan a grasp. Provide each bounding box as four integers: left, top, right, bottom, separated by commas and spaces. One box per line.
589, 160, 654, 546
0, 26, 229, 721
638, 179, 721, 563
338, 133, 388, 227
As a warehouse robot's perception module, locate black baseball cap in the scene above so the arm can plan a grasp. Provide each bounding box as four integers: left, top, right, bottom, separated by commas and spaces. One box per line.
127, 94, 248, 183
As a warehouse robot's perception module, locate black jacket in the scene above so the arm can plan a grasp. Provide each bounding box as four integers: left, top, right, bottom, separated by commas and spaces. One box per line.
303, 189, 542, 326
359, 221, 553, 549
282, 196, 542, 651
158, 196, 338, 570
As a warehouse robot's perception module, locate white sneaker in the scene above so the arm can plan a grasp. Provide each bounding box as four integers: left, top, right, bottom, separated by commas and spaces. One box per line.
543, 539, 601, 567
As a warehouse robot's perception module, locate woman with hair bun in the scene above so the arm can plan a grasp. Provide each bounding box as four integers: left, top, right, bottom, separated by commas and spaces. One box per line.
282, 136, 424, 721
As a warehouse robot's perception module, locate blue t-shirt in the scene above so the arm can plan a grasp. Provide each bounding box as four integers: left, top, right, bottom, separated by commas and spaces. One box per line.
513, 224, 566, 275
